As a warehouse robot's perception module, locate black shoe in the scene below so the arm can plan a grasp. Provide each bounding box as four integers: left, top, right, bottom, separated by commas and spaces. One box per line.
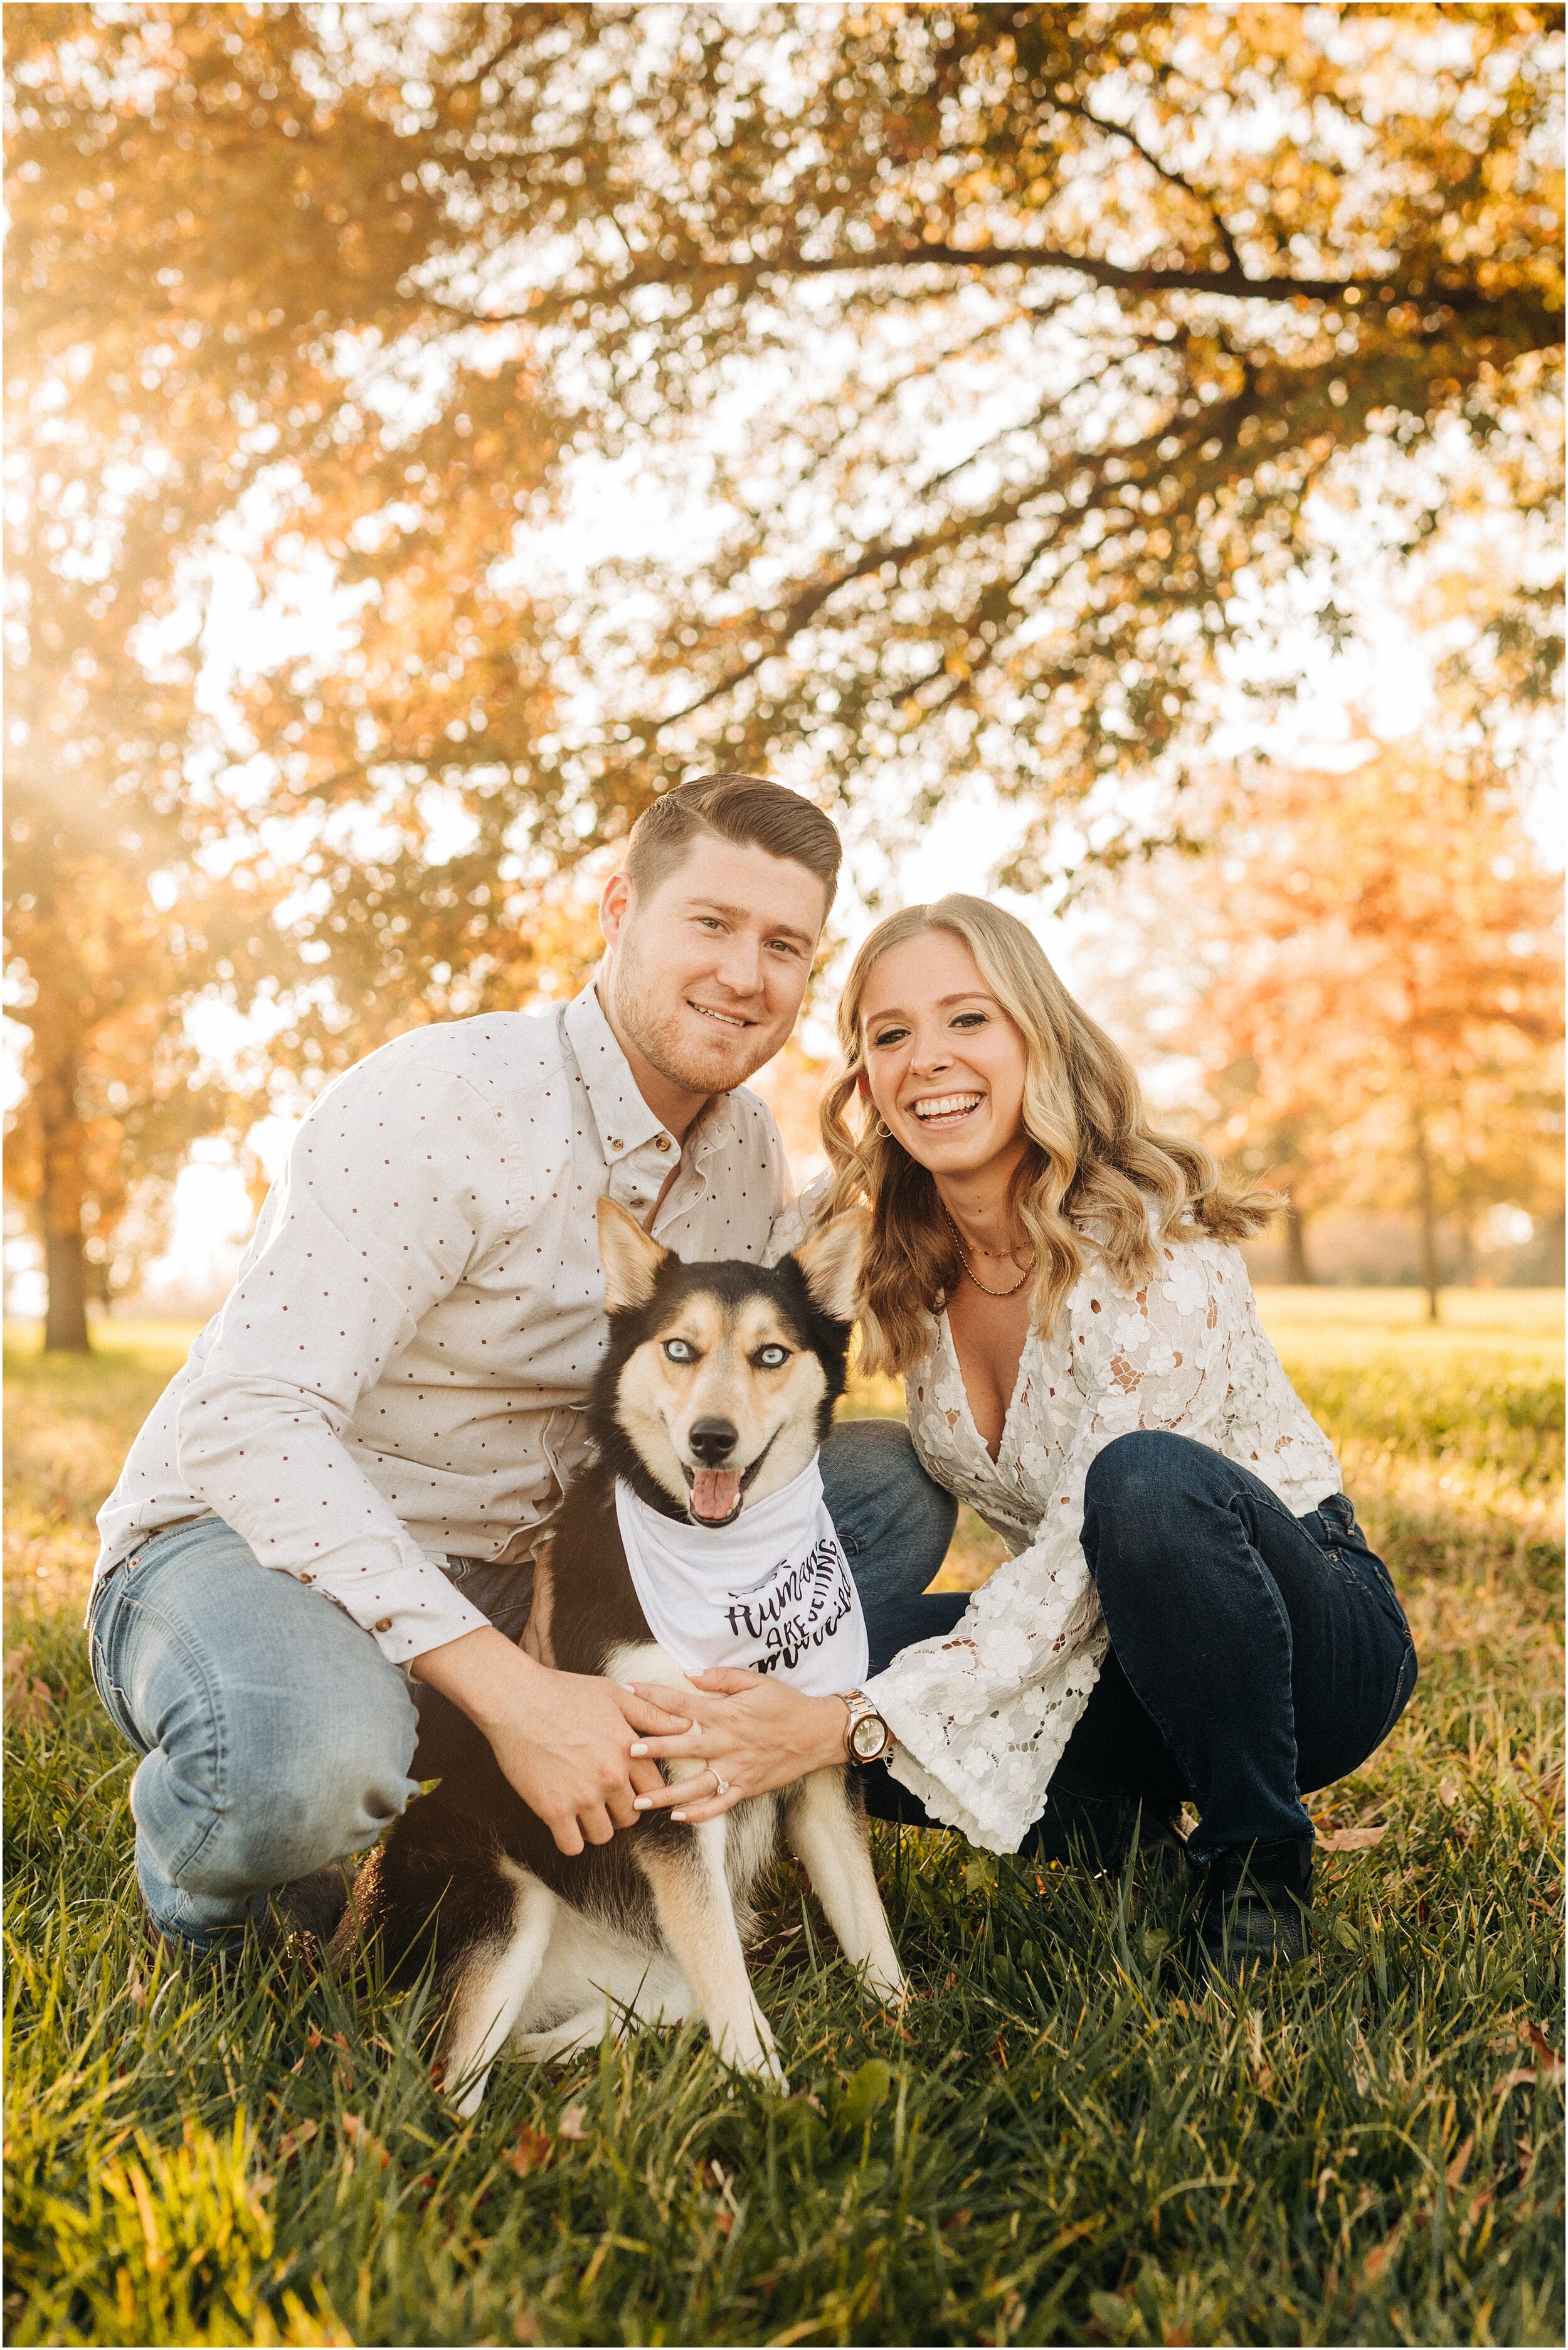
1136, 1809, 1194, 1888
1196, 1837, 1312, 1977
142, 1866, 349, 1969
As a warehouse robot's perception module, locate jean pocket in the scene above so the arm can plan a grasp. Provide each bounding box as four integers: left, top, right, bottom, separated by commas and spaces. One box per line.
1377, 1636, 1419, 1745
87, 1624, 144, 1753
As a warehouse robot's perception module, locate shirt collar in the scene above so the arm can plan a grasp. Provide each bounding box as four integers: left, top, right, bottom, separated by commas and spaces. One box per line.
561, 977, 739, 1166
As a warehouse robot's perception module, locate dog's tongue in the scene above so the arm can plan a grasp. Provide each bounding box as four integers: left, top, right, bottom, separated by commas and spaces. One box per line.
690, 1468, 743, 1523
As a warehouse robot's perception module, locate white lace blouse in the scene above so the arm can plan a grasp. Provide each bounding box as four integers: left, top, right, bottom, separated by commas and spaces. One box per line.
861, 1230, 1343, 1854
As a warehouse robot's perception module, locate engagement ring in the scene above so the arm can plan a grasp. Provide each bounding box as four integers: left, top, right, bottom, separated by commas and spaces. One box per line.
711, 1770, 731, 1797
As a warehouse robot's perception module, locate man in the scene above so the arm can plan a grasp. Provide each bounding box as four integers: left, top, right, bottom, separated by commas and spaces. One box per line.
92, 775, 957, 1955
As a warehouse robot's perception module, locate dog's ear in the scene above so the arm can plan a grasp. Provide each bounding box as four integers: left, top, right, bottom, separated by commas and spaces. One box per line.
597, 1195, 670, 1312
792, 1208, 867, 1324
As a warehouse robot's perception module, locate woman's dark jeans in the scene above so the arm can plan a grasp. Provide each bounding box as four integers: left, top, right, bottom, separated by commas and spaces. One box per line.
859, 1429, 1418, 1865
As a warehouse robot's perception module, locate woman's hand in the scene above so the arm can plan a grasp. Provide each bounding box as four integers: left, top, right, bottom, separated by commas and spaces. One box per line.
624, 1667, 852, 1822
412, 1625, 689, 1854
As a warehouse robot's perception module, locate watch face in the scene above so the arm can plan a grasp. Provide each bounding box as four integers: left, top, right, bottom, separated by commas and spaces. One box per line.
850, 1712, 887, 1761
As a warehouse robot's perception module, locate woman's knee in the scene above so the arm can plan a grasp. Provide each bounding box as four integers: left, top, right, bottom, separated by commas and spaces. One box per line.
1083, 1429, 1204, 1518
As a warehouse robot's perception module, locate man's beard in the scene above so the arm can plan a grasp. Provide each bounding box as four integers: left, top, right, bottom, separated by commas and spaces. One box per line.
607, 952, 774, 1095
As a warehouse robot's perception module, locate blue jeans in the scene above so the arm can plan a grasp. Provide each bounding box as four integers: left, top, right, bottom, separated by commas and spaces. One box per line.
858, 1429, 1418, 1864
88, 1419, 958, 1950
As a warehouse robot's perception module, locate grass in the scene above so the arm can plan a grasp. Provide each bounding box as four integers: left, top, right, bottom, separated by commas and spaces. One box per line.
4, 1294, 1563, 2346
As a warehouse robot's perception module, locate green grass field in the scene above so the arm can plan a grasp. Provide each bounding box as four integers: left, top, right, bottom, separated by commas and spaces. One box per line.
4, 1294, 1563, 2346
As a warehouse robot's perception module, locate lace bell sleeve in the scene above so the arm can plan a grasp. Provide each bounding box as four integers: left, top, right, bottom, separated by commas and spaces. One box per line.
867, 1237, 1244, 1853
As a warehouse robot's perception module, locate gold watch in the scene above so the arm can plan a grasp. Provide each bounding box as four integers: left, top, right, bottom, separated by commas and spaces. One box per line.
841, 1688, 894, 1764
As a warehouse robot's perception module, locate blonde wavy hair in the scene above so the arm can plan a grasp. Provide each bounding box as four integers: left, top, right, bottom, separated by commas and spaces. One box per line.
820, 896, 1278, 1376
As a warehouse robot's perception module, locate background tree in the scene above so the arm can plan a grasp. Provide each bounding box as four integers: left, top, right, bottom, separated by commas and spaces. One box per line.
3, 4, 578, 1341
265, 0, 1562, 876
6, 5, 1562, 1334
1171, 741, 1564, 1319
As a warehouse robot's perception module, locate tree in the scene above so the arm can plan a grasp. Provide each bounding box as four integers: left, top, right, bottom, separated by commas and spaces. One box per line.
3, 4, 532, 1342
18, 6, 1560, 871
263, 1, 1563, 874
1172, 741, 1563, 1319
7, 6, 1561, 1332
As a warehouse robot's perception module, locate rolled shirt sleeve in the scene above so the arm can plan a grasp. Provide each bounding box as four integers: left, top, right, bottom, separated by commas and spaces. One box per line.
174, 1061, 499, 1664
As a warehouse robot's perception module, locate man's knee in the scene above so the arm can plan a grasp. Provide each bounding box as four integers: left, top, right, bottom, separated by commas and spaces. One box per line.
821, 1418, 958, 1558
166, 1661, 418, 1897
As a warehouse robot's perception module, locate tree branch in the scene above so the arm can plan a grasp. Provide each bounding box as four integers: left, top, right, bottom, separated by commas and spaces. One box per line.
437, 239, 1553, 330
1052, 96, 1245, 276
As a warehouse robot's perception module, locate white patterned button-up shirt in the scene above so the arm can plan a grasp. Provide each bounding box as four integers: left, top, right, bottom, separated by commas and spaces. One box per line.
94, 984, 790, 1663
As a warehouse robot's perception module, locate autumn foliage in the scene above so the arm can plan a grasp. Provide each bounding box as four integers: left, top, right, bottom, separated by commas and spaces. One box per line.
1175, 744, 1563, 1315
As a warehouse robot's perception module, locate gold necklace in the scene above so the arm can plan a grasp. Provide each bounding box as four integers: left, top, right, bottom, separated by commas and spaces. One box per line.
945, 1213, 1033, 1298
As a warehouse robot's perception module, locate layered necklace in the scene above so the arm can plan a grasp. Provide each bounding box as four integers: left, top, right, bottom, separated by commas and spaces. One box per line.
945, 1210, 1034, 1298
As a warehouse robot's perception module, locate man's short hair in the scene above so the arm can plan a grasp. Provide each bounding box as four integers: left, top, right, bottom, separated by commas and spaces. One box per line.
623, 774, 842, 913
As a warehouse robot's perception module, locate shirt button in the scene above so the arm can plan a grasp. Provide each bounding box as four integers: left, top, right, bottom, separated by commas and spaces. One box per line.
654, 1134, 672, 1152
608, 1136, 623, 1152
373, 1617, 393, 1632
299, 1572, 314, 1584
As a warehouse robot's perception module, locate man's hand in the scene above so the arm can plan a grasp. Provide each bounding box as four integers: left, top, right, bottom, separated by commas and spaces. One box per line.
622, 1666, 852, 1824
412, 1626, 689, 1854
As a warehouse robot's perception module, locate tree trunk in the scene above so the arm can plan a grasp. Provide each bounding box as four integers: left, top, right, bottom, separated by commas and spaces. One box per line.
44, 1227, 90, 1352
1412, 1115, 1440, 1324
1283, 1202, 1313, 1285
38, 1061, 91, 1352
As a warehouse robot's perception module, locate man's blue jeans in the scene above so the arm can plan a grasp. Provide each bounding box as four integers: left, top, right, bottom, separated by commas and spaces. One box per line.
857, 1429, 1419, 1866
88, 1419, 957, 1950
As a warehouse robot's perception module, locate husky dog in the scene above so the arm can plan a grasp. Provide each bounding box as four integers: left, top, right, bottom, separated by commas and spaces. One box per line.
337, 1198, 904, 2114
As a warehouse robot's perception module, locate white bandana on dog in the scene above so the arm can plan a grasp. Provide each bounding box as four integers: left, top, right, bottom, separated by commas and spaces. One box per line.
614, 1455, 869, 1695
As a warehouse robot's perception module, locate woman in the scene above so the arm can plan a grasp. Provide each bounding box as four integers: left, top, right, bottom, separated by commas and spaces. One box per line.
628, 897, 1418, 1972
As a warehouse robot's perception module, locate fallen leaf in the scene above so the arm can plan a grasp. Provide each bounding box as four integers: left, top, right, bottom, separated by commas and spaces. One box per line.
1522, 2023, 1564, 2080
1438, 1777, 1460, 1808
505, 2125, 554, 2179
127, 1970, 146, 2011
513, 2317, 541, 2346
275, 2120, 319, 2166
557, 2103, 589, 2141
341, 2115, 364, 2144
4, 1647, 55, 1729
1445, 2132, 1474, 2189
1318, 1824, 1389, 1853
1362, 2227, 1400, 2285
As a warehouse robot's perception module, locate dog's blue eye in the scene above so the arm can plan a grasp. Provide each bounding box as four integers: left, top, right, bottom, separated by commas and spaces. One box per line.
754, 1344, 790, 1369
663, 1337, 697, 1363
